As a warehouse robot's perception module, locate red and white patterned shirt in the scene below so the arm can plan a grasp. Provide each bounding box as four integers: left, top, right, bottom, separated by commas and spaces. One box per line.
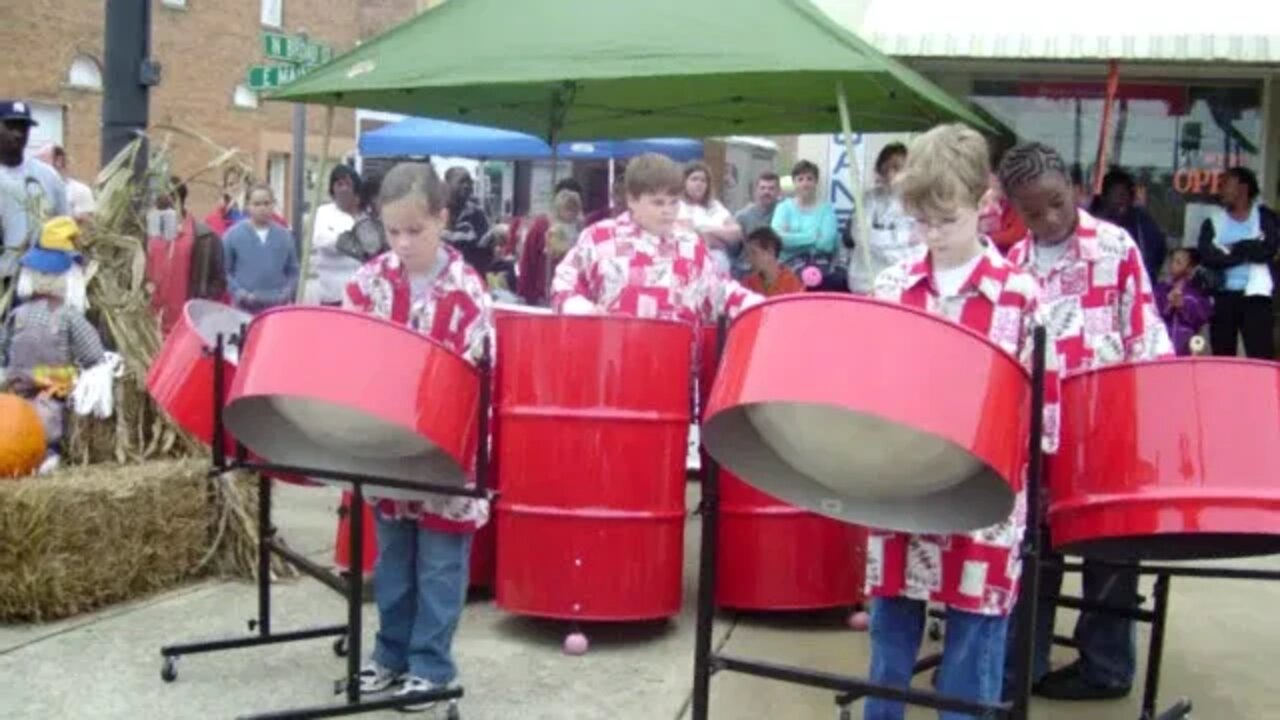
343, 246, 493, 533
865, 243, 1061, 616
550, 212, 762, 324
1006, 209, 1173, 372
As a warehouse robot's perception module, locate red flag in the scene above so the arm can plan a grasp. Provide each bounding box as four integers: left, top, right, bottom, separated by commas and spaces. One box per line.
1093, 60, 1121, 196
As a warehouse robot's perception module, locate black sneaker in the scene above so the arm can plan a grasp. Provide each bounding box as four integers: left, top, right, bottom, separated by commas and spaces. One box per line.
1035, 661, 1131, 701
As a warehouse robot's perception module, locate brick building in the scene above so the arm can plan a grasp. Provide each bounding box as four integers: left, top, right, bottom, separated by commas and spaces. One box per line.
0, 0, 438, 217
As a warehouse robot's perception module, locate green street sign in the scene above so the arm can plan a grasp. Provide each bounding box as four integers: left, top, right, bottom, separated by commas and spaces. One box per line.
247, 63, 303, 90
262, 31, 333, 67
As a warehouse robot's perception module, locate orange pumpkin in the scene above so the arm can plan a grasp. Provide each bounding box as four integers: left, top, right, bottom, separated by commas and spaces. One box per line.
0, 393, 47, 478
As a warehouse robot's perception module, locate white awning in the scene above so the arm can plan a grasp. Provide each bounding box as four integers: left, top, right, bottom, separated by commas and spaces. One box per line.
815, 0, 1280, 63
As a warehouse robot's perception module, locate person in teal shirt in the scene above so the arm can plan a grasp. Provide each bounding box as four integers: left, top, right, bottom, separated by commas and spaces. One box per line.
771, 160, 839, 266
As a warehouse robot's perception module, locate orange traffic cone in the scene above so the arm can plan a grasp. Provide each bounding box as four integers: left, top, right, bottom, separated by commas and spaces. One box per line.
334, 491, 378, 576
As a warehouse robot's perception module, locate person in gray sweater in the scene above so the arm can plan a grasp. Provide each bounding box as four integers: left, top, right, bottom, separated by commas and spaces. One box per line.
222, 184, 298, 313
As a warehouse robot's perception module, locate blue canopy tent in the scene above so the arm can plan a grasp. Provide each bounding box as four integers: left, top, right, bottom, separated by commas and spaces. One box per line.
359, 117, 703, 160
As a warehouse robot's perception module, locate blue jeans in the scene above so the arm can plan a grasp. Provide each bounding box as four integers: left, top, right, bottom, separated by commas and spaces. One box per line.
1004, 535, 1137, 690
865, 597, 1009, 720
371, 513, 472, 684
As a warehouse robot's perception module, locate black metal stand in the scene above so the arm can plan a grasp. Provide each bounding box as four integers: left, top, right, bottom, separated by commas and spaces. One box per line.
689, 324, 1050, 720
1035, 559, 1280, 720
158, 330, 493, 719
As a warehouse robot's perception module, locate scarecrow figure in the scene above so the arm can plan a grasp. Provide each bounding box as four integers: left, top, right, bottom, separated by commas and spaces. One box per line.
0, 216, 107, 472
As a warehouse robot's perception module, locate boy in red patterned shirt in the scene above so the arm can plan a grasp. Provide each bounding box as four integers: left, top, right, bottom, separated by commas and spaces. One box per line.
343, 162, 492, 713
863, 124, 1060, 720
998, 143, 1172, 702
550, 153, 761, 323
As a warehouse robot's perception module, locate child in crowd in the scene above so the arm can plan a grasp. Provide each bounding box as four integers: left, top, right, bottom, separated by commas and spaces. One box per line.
863, 124, 1059, 720
343, 162, 493, 713
222, 184, 298, 313
741, 227, 805, 297
1155, 248, 1213, 356
550, 153, 761, 322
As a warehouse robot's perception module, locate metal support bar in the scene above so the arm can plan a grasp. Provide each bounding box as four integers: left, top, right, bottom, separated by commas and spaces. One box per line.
257, 474, 272, 637
267, 538, 347, 596
224, 459, 490, 500
237, 686, 464, 720
1152, 698, 1193, 720
1008, 326, 1048, 720
1055, 595, 1155, 622
1140, 574, 1173, 719
343, 486, 366, 704
716, 654, 1008, 717
836, 653, 943, 706
161, 625, 347, 658
691, 316, 729, 720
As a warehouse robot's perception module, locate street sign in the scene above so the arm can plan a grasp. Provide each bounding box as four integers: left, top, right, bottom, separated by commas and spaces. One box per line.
247, 63, 303, 90
262, 31, 332, 67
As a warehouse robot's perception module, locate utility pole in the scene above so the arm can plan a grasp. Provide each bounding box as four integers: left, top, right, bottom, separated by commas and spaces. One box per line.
102, 0, 160, 173
290, 31, 308, 238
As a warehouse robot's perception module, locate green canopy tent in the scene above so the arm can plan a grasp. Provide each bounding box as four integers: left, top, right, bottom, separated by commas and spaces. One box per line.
271, 0, 992, 293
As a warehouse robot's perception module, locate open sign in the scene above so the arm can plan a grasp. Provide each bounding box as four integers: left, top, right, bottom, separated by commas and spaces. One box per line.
1173, 168, 1225, 196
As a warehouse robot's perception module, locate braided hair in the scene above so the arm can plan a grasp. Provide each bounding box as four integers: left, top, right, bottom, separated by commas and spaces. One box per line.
996, 142, 1069, 194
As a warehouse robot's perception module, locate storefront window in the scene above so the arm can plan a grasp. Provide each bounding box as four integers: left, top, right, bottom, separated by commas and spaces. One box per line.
973, 79, 1263, 248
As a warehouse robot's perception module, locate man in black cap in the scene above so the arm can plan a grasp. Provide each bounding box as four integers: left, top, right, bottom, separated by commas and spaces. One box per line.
0, 100, 67, 296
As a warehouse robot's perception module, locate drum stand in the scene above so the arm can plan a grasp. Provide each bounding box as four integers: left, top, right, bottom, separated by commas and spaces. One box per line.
690, 325, 1050, 720
157, 331, 494, 720
1031, 558, 1280, 720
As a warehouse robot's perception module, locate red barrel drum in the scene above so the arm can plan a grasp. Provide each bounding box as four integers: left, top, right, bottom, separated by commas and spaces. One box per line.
223, 306, 481, 499
702, 294, 1031, 535
494, 314, 692, 621
1049, 358, 1280, 560
698, 326, 867, 610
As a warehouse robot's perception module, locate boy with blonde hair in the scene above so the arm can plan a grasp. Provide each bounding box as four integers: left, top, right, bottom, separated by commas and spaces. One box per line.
863, 124, 1059, 720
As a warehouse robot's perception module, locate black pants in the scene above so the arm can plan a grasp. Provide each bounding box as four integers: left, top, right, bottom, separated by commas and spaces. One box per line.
1209, 292, 1275, 359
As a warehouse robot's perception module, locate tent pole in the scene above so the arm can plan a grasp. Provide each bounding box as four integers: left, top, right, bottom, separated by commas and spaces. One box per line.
295, 103, 335, 304
608, 157, 616, 204
836, 81, 871, 287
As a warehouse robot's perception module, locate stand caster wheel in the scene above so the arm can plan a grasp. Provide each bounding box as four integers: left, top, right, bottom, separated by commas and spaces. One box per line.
927, 620, 943, 642
563, 631, 589, 656
333, 636, 348, 657
161, 656, 178, 683
847, 610, 869, 631
445, 700, 461, 720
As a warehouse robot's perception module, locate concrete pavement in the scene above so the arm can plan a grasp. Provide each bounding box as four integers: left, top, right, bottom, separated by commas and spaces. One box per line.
3, 482, 1277, 719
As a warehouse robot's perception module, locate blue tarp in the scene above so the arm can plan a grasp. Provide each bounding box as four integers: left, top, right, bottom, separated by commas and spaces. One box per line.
359, 117, 702, 161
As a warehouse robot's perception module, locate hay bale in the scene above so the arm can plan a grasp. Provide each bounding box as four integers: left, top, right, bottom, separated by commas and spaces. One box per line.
0, 459, 216, 622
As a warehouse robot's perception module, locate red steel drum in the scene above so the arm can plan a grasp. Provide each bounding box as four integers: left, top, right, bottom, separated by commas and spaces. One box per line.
699, 326, 867, 610
702, 294, 1031, 535
494, 314, 692, 621
1049, 358, 1280, 560
147, 299, 251, 449
223, 306, 481, 500
146, 301, 317, 487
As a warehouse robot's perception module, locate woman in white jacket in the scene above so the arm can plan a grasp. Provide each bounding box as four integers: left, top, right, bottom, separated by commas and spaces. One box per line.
847, 143, 920, 295
305, 164, 365, 306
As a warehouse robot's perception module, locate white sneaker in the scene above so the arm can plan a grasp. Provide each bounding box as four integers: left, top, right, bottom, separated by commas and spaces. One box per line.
38, 453, 61, 475
395, 676, 458, 713
358, 660, 404, 694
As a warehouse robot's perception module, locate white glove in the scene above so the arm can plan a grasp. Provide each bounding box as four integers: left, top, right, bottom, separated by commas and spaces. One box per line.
561, 295, 600, 316
72, 352, 124, 419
